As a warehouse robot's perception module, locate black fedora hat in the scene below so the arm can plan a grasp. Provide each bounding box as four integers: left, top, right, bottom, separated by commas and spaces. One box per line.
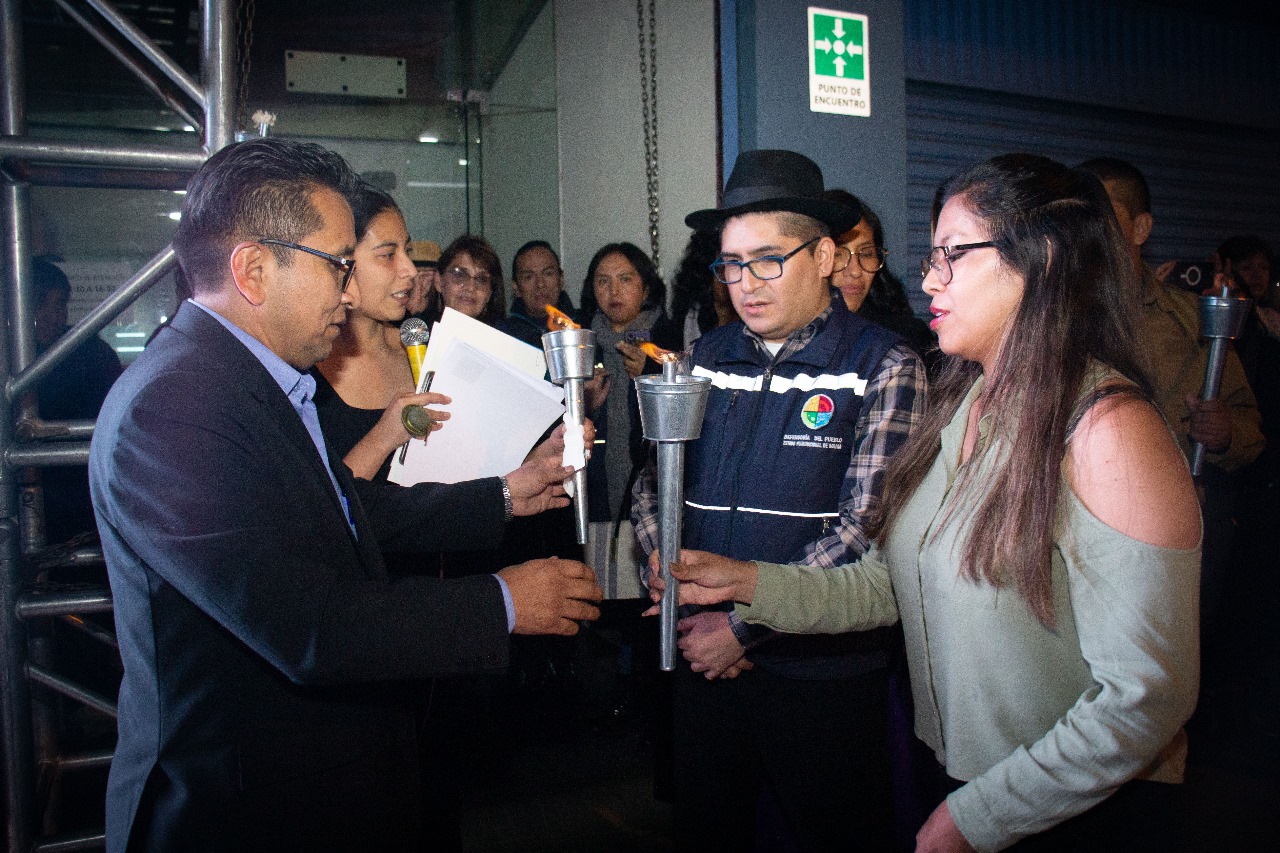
685, 149, 861, 233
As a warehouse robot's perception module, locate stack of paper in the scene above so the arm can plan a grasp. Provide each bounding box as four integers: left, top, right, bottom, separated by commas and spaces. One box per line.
389, 308, 565, 485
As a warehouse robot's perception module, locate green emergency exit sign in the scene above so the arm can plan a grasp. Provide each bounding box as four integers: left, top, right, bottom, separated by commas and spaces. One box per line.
811, 12, 865, 80
808, 8, 871, 117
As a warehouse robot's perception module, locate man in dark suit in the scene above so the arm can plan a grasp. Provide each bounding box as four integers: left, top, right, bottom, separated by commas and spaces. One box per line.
89, 138, 602, 851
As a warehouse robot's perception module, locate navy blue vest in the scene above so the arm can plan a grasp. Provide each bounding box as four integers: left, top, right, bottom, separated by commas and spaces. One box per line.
684, 298, 901, 679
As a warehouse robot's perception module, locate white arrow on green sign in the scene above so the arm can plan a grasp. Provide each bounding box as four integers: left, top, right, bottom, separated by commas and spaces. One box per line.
812, 12, 865, 79
808, 7, 871, 117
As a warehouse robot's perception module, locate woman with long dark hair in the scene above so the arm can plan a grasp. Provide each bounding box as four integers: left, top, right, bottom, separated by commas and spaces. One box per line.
664, 154, 1201, 852
823, 188, 935, 362
579, 241, 680, 598
313, 184, 451, 479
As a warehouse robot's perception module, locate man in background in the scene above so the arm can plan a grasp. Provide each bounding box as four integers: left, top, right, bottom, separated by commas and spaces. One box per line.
1080, 156, 1263, 727
498, 240, 579, 346
407, 238, 440, 319
32, 256, 122, 543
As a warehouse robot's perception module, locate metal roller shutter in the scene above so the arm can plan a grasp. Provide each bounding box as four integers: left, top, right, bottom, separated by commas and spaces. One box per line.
906, 80, 1280, 285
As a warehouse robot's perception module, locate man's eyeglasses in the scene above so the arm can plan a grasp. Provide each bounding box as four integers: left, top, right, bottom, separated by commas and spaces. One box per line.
920, 241, 997, 285
442, 266, 492, 290
709, 237, 819, 285
833, 246, 888, 275
259, 239, 355, 292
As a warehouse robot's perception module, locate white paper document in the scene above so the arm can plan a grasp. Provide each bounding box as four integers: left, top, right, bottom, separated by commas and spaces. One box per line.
390, 339, 564, 485
422, 306, 548, 381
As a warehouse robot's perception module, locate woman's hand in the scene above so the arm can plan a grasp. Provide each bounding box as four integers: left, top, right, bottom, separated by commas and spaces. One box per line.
915, 801, 975, 853
584, 364, 611, 412
644, 549, 759, 610
342, 390, 451, 480
386, 391, 451, 441
616, 340, 648, 378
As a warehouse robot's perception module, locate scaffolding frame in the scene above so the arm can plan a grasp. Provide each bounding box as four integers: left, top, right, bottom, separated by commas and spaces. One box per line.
1, 1, 233, 848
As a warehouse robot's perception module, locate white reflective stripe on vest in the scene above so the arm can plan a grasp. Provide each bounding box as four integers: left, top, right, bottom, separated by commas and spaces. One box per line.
685, 499, 840, 520
690, 364, 869, 395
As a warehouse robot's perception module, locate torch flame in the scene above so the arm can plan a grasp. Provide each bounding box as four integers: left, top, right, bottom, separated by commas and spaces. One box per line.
639, 341, 679, 362
545, 305, 581, 331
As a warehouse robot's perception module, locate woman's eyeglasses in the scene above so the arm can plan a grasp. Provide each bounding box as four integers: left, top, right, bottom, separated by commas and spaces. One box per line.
832, 246, 888, 275
920, 242, 996, 285
442, 266, 492, 290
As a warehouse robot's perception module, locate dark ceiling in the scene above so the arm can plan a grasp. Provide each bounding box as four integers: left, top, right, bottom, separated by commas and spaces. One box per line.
20, 0, 547, 129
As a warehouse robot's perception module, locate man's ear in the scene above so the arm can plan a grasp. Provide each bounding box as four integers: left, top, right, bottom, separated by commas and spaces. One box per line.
815, 236, 837, 277
1132, 212, 1153, 249
229, 241, 269, 306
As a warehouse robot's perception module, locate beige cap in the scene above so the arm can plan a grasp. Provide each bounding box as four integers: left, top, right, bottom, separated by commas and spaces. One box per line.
408, 240, 441, 268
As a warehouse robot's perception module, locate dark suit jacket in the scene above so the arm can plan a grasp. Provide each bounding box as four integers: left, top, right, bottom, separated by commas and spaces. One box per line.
90, 302, 511, 851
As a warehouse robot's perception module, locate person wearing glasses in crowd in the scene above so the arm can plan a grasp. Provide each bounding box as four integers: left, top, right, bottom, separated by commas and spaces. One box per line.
421, 235, 506, 326
663, 154, 1201, 852
632, 150, 927, 850
824, 188, 936, 365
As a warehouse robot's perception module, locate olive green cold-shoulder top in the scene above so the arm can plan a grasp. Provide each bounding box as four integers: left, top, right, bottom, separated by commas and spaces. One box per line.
737, 371, 1201, 852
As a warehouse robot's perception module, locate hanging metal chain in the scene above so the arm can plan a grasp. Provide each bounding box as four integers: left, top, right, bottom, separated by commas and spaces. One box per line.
235, 0, 256, 132
637, 0, 660, 271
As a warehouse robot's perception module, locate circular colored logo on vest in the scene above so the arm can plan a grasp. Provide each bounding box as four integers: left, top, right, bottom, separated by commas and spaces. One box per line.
801, 394, 835, 429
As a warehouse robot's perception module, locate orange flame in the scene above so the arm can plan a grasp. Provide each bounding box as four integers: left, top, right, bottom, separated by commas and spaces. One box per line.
545, 305, 580, 331
639, 341, 679, 363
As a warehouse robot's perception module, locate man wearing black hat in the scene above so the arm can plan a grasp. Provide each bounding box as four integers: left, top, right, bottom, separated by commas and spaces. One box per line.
634, 150, 926, 849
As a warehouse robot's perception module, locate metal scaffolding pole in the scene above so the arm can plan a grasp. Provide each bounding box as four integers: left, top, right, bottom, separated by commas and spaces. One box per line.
0, 137, 208, 171
2, 1, 39, 848
50, 0, 202, 131
2, 0, 232, 847
82, 0, 206, 109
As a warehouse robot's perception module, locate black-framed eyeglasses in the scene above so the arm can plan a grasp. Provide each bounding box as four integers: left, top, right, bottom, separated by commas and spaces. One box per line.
259, 239, 356, 292
709, 237, 819, 285
833, 245, 888, 275
442, 266, 493, 290
920, 241, 997, 285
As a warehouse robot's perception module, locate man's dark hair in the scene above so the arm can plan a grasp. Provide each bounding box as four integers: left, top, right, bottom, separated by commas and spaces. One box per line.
32, 257, 71, 304
512, 240, 561, 280
172, 138, 361, 294
1076, 157, 1151, 218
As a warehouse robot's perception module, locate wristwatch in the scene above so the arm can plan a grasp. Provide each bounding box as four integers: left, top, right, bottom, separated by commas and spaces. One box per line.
499, 476, 514, 522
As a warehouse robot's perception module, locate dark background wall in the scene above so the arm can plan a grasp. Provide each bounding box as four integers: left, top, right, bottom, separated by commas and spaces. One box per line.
723, 0, 1280, 314
721, 0, 910, 285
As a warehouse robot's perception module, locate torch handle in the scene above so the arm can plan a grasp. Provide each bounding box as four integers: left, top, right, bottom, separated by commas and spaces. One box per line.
565, 377, 590, 544
1190, 337, 1229, 477
657, 441, 683, 672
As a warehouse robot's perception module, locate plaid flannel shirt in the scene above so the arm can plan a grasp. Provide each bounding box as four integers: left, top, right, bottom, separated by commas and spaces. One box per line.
632, 302, 927, 650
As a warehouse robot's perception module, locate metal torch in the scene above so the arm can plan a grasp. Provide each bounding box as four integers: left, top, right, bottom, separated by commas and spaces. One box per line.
542, 327, 596, 544
1190, 294, 1252, 476
635, 358, 712, 671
